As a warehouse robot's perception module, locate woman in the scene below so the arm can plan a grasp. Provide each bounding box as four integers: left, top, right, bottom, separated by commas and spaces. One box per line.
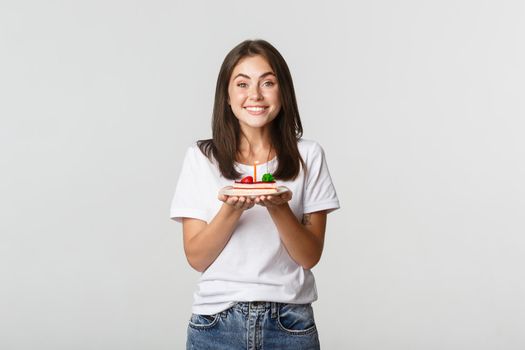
170, 39, 339, 349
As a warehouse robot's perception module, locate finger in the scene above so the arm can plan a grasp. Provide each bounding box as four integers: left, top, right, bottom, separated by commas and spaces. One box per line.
282, 192, 292, 201
244, 199, 255, 210
234, 201, 242, 209
265, 195, 278, 204
261, 199, 274, 207
266, 195, 285, 207
238, 197, 246, 209
226, 196, 239, 206
255, 196, 267, 206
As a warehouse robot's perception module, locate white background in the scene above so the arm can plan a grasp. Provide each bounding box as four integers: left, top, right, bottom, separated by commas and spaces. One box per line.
1, 1, 524, 349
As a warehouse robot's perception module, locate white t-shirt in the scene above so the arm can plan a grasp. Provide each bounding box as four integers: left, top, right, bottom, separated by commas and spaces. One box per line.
170, 139, 340, 315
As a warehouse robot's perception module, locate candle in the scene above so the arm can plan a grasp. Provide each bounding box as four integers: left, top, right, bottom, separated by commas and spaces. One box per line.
253, 161, 258, 182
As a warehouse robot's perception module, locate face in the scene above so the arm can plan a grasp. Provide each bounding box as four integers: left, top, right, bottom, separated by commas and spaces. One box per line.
227, 55, 281, 130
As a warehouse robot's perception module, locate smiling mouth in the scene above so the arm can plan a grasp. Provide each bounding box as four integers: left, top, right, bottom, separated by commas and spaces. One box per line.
244, 106, 268, 112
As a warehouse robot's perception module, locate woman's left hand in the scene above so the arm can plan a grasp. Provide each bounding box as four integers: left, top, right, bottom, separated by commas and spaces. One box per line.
255, 189, 292, 208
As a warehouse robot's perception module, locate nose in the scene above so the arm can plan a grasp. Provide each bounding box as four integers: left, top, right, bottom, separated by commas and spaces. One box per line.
249, 86, 263, 101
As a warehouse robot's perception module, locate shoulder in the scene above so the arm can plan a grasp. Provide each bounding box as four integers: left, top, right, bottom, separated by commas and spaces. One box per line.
186, 142, 202, 155
183, 142, 215, 166
298, 138, 326, 159
183, 143, 201, 160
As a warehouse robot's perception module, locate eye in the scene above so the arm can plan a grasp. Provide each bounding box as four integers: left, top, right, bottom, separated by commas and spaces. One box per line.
262, 81, 275, 87
237, 82, 248, 88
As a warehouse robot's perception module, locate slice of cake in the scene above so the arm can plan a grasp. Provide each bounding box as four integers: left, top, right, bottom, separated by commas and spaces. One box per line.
231, 174, 278, 196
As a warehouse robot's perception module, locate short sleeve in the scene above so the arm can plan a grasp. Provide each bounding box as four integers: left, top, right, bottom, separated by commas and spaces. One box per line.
170, 146, 210, 223
303, 142, 340, 214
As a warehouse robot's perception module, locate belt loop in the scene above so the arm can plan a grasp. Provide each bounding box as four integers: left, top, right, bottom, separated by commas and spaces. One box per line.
271, 302, 278, 319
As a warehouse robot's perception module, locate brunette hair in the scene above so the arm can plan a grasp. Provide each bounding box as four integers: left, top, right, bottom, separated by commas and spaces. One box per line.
198, 39, 304, 180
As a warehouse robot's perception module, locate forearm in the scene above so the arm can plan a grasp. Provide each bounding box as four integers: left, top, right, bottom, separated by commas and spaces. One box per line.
267, 204, 324, 269
184, 204, 243, 272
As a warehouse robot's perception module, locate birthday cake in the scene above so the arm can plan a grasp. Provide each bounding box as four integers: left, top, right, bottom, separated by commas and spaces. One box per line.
231, 173, 278, 196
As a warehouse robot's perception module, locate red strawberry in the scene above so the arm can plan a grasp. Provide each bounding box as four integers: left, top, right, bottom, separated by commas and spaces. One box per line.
240, 176, 254, 183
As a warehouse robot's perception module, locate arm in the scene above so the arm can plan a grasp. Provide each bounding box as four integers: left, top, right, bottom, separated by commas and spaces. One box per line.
257, 193, 327, 269
269, 206, 327, 270
182, 195, 254, 272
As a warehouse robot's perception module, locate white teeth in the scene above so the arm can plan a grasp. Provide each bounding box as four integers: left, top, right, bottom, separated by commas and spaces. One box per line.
245, 107, 266, 112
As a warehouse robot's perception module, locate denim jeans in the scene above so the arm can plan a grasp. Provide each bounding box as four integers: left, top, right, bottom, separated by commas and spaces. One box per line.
186, 302, 320, 350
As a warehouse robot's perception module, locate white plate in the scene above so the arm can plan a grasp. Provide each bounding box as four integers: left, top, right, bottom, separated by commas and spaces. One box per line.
219, 186, 290, 197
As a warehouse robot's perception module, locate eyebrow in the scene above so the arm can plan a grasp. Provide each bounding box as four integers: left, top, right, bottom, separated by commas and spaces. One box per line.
233, 72, 276, 80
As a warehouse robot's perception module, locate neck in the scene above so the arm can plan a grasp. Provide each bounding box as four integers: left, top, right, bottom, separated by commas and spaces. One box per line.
237, 126, 273, 164
239, 125, 271, 152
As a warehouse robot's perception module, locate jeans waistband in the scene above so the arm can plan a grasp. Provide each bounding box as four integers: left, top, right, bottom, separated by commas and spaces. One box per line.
232, 301, 279, 318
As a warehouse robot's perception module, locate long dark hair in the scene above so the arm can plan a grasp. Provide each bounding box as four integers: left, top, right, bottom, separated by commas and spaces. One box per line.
198, 39, 304, 180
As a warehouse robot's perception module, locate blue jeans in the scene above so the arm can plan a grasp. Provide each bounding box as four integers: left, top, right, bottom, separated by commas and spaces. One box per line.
186, 302, 320, 350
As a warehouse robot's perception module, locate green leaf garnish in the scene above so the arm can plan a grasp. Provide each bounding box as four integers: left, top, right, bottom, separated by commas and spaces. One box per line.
261, 173, 275, 182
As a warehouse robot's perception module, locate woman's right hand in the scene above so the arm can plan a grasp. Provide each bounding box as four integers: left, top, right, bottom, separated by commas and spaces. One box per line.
218, 192, 255, 211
